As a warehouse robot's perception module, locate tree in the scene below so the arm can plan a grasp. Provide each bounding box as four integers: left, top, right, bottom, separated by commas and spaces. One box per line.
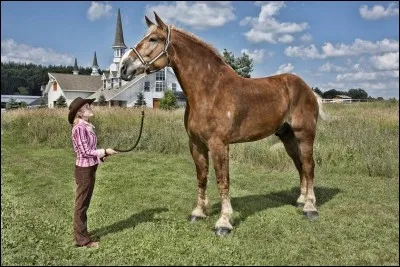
55, 95, 67, 108
134, 92, 147, 107
160, 90, 178, 110
222, 49, 253, 78
15, 86, 29, 95
347, 88, 368, 99
6, 97, 18, 110
20, 101, 28, 108
312, 87, 323, 97
98, 94, 107, 106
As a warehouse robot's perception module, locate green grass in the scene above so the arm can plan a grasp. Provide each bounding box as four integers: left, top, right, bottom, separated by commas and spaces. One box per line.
1, 102, 399, 265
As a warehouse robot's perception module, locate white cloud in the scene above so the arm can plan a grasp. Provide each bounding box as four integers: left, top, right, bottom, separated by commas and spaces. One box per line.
240, 2, 308, 44
300, 33, 312, 43
359, 2, 399, 20
285, 38, 399, 59
370, 52, 399, 70
285, 44, 323, 59
240, 48, 272, 64
336, 70, 399, 82
277, 34, 294, 44
87, 1, 112, 21
275, 63, 294, 74
145, 1, 235, 30
1, 39, 74, 66
318, 62, 347, 73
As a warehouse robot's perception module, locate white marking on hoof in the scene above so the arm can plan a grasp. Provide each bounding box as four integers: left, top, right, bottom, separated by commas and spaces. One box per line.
191, 207, 207, 218
303, 199, 317, 212
296, 194, 306, 205
215, 215, 233, 230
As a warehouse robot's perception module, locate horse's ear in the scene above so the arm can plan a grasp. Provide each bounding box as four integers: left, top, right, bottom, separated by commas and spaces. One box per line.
145, 16, 155, 28
154, 11, 167, 30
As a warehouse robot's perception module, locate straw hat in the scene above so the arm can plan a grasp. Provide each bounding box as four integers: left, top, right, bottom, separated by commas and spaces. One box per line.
68, 97, 95, 124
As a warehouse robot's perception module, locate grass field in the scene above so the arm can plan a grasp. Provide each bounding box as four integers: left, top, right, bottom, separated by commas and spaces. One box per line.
1, 102, 399, 265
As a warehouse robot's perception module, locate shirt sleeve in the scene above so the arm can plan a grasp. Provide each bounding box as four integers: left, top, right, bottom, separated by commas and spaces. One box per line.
73, 126, 105, 158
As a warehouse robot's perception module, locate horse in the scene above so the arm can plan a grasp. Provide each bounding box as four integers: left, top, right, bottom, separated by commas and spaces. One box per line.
119, 12, 328, 236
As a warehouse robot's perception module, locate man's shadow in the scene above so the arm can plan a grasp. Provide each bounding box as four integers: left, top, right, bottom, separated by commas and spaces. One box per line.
210, 186, 341, 227
91, 207, 168, 238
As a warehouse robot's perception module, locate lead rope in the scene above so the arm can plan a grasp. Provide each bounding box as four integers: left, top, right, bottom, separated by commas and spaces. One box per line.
113, 90, 145, 153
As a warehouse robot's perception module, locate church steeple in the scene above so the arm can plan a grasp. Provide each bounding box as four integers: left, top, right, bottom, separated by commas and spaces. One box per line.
91, 52, 100, 76
111, 8, 127, 70
73, 58, 79, 75
113, 9, 127, 49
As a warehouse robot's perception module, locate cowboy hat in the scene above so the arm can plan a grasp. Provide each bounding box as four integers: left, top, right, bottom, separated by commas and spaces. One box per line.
68, 97, 96, 124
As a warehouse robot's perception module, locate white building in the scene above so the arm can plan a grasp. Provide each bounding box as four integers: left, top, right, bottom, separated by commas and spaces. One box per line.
44, 9, 184, 109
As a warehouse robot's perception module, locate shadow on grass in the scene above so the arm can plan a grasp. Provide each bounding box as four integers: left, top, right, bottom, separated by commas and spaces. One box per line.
210, 186, 341, 227
91, 207, 168, 238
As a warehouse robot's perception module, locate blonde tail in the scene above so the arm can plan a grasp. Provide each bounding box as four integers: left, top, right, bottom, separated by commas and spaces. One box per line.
313, 92, 331, 121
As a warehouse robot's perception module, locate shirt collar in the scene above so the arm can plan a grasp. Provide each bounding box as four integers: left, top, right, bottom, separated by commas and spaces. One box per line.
77, 118, 95, 130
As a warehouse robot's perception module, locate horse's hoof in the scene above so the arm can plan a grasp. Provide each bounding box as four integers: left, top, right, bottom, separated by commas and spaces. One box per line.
188, 215, 202, 223
296, 202, 305, 209
215, 227, 231, 236
303, 211, 319, 220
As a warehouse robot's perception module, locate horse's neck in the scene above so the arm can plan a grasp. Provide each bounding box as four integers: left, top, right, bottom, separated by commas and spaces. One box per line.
170, 31, 236, 103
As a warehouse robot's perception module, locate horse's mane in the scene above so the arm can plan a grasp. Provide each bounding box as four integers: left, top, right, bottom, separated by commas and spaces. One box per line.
170, 25, 224, 62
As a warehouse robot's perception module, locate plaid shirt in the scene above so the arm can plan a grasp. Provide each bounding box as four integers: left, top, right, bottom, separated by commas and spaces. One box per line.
72, 119, 105, 167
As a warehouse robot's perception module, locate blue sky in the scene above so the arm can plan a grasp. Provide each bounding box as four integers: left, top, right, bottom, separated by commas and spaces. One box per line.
1, 1, 399, 98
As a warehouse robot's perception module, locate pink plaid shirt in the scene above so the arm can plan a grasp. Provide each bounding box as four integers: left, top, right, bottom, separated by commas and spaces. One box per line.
72, 119, 105, 167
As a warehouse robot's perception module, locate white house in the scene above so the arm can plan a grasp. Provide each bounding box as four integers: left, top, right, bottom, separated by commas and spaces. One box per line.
44, 8, 184, 109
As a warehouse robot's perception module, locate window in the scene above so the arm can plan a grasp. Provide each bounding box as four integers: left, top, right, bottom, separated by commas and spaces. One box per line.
103, 80, 106, 90
155, 81, 165, 92
156, 70, 165, 81
172, 83, 177, 92
111, 79, 114, 89
144, 81, 150, 92
119, 79, 122, 88
53, 82, 57, 91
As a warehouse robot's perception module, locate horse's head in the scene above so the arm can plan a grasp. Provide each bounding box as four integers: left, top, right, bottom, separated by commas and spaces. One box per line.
119, 12, 171, 81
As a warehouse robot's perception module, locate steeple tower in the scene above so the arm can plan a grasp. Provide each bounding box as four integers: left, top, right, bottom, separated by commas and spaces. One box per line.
111, 8, 127, 71
73, 58, 79, 75
91, 51, 100, 76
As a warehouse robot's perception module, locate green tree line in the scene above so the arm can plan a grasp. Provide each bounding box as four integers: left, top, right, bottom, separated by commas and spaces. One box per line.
1, 61, 102, 96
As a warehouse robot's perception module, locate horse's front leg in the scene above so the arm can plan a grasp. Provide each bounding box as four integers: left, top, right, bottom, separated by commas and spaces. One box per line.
209, 138, 233, 236
189, 139, 211, 222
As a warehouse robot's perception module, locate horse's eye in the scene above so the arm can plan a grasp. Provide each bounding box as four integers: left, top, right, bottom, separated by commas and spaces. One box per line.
149, 38, 157, 42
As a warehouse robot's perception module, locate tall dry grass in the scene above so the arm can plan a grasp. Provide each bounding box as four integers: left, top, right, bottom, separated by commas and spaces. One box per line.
1, 101, 398, 178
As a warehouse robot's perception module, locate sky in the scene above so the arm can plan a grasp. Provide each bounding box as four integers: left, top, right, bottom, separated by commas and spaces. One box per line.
1, 1, 399, 98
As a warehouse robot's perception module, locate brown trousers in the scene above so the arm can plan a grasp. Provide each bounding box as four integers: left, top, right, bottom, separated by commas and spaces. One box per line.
74, 164, 98, 246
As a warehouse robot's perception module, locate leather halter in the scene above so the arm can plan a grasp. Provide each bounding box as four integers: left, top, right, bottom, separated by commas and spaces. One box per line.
130, 26, 171, 74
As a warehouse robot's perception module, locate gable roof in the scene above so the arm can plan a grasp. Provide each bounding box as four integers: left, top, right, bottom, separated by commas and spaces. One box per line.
48, 73, 102, 92
88, 73, 146, 101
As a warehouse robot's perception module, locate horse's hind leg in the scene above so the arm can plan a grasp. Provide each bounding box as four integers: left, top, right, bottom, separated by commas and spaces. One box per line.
275, 123, 305, 208
189, 139, 211, 222
276, 122, 318, 219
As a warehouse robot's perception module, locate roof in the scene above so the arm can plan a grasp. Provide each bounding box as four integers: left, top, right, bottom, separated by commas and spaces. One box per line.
28, 97, 44, 106
88, 73, 146, 101
48, 73, 102, 92
334, 95, 352, 99
92, 52, 99, 68
113, 9, 127, 48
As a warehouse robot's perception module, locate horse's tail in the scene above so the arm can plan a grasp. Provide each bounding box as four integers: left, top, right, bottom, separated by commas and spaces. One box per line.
313, 91, 331, 121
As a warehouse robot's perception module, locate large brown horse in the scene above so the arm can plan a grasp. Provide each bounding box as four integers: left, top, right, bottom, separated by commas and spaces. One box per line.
119, 12, 328, 236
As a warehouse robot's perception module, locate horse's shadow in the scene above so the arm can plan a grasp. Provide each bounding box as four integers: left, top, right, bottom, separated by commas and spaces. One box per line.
210, 186, 341, 227
91, 207, 168, 238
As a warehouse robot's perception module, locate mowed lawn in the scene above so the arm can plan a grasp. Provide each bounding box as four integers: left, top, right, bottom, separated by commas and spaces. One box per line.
1, 133, 398, 266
